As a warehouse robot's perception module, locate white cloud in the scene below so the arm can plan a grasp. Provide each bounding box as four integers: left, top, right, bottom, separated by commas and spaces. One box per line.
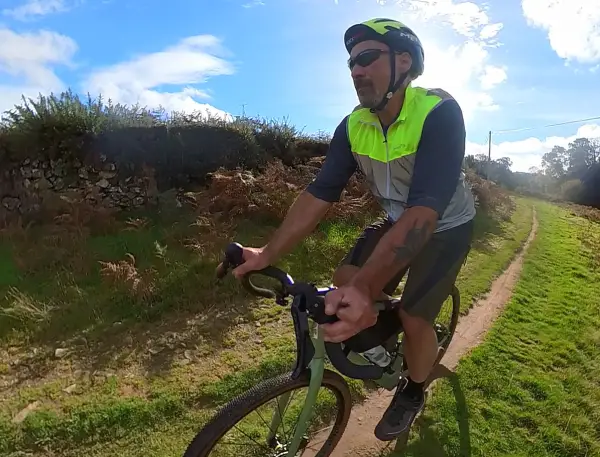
522, 0, 600, 63
416, 39, 505, 119
374, 0, 508, 120
85, 35, 235, 120
480, 65, 507, 90
467, 123, 600, 172
242, 0, 265, 7
3, 0, 68, 21
407, 0, 491, 38
479, 23, 503, 40
0, 27, 77, 114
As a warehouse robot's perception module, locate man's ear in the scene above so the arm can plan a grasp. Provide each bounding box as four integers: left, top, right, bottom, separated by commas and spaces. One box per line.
396, 52, 413, 80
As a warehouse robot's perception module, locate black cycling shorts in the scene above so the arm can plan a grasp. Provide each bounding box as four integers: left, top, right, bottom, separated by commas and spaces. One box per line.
339, 216, 474, 324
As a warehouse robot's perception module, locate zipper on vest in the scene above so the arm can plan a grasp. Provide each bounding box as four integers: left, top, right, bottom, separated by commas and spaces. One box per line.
365, 119, 391, 200
380, 125, 391, 199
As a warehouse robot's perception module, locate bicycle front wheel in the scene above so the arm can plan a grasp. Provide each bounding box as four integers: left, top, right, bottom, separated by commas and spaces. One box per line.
183, 369, 352, 457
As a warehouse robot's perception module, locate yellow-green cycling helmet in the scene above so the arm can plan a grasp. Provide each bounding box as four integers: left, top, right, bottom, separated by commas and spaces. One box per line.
344, 18, 424, 76
344, 18, 425, 110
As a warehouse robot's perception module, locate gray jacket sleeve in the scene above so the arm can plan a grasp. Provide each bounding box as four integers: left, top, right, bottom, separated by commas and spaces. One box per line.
305, 116, 358, 202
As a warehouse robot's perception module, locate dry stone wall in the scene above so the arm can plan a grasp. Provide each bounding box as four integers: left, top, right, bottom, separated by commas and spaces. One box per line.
1, 154, 155, 220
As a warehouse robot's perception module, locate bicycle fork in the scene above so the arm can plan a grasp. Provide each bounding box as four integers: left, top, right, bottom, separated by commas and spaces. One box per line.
266, 322, 325, 456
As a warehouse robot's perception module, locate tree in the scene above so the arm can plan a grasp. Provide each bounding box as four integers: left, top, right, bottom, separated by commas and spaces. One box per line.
566, 137, 599, 177
464, 154, 516, 189
541, 146, 568, 179
496, 156, 513, 170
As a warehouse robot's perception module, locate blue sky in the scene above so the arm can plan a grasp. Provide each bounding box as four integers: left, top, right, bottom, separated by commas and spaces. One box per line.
1, 0, 599, 171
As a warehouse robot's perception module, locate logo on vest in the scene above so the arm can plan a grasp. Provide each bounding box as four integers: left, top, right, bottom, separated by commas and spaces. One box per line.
392, 143, 417, 152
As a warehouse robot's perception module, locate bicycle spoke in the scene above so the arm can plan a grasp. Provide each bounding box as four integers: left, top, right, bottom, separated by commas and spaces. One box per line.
252, 403, 273, 431
230, 423, 274, 453
217, 441, 265, 447
275, 394, 290, 442
282, 388, 298, 420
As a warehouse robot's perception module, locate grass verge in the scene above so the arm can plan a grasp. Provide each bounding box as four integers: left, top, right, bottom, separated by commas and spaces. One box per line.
398, 200, 600, 457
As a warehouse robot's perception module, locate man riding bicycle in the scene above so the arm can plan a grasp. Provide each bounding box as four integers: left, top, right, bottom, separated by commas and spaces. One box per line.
233, 18, 476, 441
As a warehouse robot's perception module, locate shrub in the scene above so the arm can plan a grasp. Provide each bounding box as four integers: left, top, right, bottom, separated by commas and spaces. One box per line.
0, 287, 54, 323
560, 179, 584, 203
0, 90, 329, 189
465, 170, 515, 220
0, 90, 162, 164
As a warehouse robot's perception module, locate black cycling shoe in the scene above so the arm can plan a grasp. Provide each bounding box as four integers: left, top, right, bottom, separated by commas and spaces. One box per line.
374, 380, 425, 441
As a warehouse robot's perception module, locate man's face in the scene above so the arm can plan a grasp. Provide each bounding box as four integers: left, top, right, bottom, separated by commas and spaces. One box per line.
348, 40, 411, 108
349, 40, 392, 108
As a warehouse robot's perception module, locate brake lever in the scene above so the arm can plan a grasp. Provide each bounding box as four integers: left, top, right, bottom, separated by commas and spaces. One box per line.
215, 242, 243, 281
215, 260, 229, 280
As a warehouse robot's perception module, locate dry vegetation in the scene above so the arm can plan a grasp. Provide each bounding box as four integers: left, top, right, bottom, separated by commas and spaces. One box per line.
563, 201, 600, 224
203, 158, 379, 220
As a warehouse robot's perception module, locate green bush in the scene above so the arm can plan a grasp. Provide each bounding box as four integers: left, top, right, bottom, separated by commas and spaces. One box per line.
0, 89, 329, 187
561, 179, 584, 203
0, 90, 162, 163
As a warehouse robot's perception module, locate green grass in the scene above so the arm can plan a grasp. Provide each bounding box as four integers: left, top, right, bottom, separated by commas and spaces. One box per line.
0, 197, 534, 456
397, 201, 600, 457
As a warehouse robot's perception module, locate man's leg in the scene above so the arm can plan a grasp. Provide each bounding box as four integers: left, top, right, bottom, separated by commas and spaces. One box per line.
374, 218, 474, 441
399, 309, 439, 382
333, 217, 406, 298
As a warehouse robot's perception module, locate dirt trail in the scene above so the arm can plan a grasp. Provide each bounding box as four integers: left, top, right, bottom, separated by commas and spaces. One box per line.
325, 207, 539, 457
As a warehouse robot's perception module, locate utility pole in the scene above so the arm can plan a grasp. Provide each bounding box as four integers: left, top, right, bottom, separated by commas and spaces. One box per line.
487, 130, 492, 180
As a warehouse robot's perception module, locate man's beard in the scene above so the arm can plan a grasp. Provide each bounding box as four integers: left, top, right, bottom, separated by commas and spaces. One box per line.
355, 81, 380, 108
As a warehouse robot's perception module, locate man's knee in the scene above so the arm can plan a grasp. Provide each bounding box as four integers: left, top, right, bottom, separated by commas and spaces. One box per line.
399, 308, 433, 337
332, 265, 359, 287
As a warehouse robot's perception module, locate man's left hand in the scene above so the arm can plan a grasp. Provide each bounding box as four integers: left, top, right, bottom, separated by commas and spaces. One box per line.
321, 284, 378, 343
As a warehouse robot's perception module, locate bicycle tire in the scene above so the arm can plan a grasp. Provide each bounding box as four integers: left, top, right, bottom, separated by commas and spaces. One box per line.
429, 284, 461, 372
182, 369, 352, 457
439, 284, 460, 354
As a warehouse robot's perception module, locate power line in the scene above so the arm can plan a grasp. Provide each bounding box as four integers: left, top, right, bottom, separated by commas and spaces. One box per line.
493, 115, 600, 135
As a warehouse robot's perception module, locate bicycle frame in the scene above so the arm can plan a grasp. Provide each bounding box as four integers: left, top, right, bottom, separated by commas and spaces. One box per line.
265, 319, 326, 455
265, 319, 408, 456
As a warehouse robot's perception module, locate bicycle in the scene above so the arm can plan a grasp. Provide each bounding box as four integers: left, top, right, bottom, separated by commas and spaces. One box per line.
182, 242, 461, 457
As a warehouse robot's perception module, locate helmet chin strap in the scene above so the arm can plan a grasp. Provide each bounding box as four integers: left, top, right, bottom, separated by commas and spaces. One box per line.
370, 51, 409, 113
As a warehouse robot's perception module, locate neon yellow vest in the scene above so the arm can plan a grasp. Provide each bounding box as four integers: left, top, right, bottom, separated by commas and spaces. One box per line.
347, 84, 475, 231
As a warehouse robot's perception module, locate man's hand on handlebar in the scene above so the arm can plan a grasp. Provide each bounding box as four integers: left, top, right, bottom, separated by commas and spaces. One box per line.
322, 283, 378, 343
231, 246, 272, 279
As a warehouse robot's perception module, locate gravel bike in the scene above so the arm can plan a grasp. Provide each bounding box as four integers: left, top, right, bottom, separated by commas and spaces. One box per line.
182, 242, 460, 457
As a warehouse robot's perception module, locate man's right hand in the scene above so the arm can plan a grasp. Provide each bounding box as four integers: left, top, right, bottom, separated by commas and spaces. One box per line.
232, 246, 272, 279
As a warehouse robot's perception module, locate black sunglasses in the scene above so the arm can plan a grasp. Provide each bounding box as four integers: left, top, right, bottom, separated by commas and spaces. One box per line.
347, 49, 390, 70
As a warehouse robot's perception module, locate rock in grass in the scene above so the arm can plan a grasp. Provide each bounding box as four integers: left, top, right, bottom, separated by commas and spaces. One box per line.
12, 401, 40, 424
54, 348, 70, 358
63, 384, 77, 394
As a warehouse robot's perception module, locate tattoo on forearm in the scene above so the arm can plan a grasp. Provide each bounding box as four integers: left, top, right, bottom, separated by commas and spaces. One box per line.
392, 220, 432, 265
